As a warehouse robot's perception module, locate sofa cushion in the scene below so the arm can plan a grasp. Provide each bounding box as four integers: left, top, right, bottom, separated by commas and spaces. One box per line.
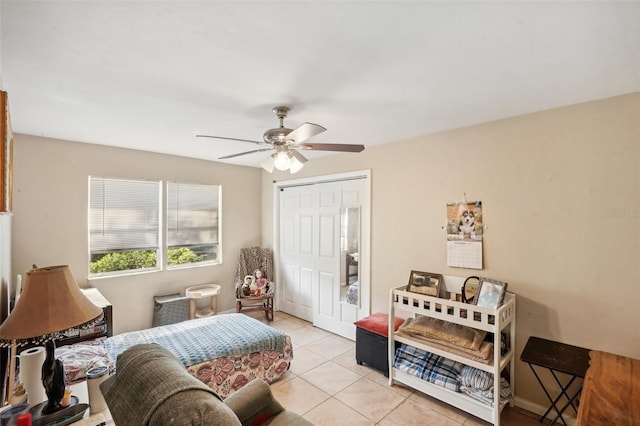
101, 343, 239, 426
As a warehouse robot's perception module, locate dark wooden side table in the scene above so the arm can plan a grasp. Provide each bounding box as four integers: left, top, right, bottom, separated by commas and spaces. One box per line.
520, 336, 590, 426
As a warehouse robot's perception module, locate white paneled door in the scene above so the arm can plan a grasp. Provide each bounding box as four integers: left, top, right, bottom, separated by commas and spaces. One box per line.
278, 176, 369, 339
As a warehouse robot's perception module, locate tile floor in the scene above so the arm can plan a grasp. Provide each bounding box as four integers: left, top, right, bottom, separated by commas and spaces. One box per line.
248, 311, 544, 426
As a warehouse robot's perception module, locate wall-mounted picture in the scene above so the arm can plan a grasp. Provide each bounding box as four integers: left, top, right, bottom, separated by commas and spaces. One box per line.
407, 270, 442, 298
475, 278, 508, 309
446, 201, 483, 241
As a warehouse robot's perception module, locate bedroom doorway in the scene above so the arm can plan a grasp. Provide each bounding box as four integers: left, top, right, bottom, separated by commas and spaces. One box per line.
275, 170, 370, 340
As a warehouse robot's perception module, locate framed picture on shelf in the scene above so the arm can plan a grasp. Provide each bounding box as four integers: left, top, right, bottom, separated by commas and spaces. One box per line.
407, 270, 443, 298
475, 278, 508, 309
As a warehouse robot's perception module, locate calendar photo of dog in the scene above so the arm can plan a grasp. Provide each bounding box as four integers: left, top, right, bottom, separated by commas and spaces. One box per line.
446, 201, 483, 241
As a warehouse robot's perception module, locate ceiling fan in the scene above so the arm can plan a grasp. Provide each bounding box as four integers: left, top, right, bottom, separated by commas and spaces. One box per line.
196, 106, 365, 173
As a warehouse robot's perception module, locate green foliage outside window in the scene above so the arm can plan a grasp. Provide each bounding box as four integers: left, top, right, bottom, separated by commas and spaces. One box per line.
90, 248, 205, 274
166, 247, 206, 265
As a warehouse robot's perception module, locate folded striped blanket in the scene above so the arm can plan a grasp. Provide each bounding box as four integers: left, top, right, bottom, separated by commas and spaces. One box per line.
104, 313, 288, 367
461, 377, 513, 406
393, 344, 463, 392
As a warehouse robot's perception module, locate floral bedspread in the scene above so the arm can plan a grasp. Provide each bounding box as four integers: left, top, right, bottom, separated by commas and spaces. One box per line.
187, 336, 293, 398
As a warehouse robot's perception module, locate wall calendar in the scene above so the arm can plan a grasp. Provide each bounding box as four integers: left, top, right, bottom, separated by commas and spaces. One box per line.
446, 201, 483, 269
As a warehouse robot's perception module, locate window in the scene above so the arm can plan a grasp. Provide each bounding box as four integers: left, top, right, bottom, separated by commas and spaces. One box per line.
89, 177, 220, 276
167, 182, 220, 268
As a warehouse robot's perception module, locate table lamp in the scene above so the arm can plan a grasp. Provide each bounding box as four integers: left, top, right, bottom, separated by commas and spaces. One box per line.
0, 265, 102, 419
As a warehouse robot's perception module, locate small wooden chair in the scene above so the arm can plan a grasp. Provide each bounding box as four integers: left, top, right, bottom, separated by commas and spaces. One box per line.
233, 247, 275, 321
235, 280, 275, 321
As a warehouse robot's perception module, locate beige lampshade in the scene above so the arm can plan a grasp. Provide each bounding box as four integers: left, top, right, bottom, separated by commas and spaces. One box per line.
0, 265, 102, 344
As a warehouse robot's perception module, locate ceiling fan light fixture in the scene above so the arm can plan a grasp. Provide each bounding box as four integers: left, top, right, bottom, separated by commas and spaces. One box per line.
274, 150, 291, 171
261, 155, 275, 173
289, 155, 304, 174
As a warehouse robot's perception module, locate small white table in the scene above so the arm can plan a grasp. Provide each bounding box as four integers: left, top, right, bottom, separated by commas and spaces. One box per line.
185, 284, 220, 319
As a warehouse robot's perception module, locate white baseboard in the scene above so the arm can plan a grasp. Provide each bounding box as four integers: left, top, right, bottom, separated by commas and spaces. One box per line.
514, 396, 577, 426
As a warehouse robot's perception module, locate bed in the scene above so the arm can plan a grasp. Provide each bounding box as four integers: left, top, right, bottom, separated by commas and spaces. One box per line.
56, 313, 293, 398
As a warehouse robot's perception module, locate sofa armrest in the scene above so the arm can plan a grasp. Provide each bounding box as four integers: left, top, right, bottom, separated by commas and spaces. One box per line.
223, 379, 285, 425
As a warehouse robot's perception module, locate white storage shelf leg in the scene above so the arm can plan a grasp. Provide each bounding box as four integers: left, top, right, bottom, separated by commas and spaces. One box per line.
388, 284, 516, 426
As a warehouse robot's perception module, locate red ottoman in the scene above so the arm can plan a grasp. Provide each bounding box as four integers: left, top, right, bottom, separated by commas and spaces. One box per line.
354, 312, 404, 377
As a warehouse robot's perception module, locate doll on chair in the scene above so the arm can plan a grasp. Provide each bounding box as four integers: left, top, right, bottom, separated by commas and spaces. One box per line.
253, 269, 268, 296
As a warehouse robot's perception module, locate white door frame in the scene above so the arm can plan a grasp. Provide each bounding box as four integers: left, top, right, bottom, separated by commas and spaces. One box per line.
273, 170, 372, 325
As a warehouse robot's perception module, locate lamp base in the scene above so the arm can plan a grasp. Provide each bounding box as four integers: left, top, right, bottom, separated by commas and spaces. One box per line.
29, 396, 88, 426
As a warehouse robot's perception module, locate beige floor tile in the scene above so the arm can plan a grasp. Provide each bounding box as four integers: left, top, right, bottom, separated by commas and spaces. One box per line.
300, 361, 362, 395
287, 325, 331, 348
305, 335, 353, 359
283, 315, 313, 327
303, 397, 375, 426
289, 347, 330, 375
327, 333, 356, 348
334, 377, 407, 422
408, 390, 470, 423
273, 369, 297, 384
270, 376, 331, 416
273, 311, 294, 320
269, 317, 307, 333
378, 398, 462, 426
331, 349, 379, 376
366, 371, 414, 398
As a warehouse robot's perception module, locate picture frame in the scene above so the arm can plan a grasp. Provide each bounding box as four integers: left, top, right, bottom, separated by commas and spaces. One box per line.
475, 278, 508, 309
407, 270, 443, 298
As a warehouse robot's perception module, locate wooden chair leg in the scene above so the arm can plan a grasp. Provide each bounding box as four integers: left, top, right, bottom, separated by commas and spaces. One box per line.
265, 297, 274, 321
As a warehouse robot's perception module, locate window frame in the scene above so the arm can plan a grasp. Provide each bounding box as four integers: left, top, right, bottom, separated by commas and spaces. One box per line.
88, 176, 222, 277
165, 181, 222, 270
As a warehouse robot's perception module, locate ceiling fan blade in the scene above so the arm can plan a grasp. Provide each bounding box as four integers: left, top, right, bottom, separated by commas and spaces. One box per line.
219, 148, 274, 159
285, 122, 326, 144
295, 143, 365, 153
290, 149, 308, 163
196, 134, 266, 146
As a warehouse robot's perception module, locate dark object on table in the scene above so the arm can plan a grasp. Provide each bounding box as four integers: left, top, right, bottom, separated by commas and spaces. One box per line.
41, 340, 66, 414
30, 399, 87, 426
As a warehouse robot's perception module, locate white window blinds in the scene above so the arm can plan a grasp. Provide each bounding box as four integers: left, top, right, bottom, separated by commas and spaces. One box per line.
167, 182, 219, 248
89, 177, 161, 254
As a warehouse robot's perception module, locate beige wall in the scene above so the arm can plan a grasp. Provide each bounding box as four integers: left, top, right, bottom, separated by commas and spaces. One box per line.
262, 93, 640, 409
12, 135, 262, 334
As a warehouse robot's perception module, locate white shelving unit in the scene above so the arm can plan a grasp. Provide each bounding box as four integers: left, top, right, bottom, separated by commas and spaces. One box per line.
388, 282, 516, 426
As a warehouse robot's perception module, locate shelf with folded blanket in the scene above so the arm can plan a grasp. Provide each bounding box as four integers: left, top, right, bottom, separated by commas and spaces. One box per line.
388, 283, 516, 426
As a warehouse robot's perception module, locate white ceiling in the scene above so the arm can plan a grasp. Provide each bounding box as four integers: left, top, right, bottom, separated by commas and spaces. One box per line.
1, 1, 639, 168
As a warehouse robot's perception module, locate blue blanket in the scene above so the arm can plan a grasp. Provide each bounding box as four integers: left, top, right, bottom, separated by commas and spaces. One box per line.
104, 313, 288, 366
393, 344, 463, 392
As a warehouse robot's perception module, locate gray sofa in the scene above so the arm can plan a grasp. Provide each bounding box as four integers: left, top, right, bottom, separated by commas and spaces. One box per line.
100, 343, 312, 425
